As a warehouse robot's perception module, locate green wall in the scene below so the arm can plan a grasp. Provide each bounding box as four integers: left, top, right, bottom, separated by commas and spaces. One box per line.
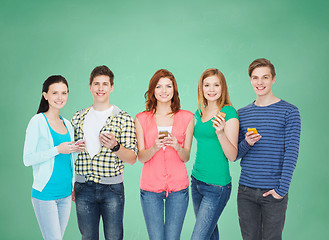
1, 0, 328, 239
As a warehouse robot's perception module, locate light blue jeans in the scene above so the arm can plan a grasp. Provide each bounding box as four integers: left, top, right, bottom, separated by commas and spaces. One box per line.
140, 187, 189, 240
32, 195, 71, 240
191, 176, 231, 240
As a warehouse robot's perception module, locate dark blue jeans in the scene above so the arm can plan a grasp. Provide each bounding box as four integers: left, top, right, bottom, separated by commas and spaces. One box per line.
140, 187, 189, 240
191, 176, 232, 240
74, 181, 125, 240
237, 185, 288, 240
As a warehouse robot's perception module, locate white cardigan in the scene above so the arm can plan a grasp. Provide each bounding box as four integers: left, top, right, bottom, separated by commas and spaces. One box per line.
23, 113, 76, 191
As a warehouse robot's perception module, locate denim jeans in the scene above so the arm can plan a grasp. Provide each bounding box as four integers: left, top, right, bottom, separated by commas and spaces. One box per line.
237, 185, 288, 240
75, 181, 125, 240
191, 176, 231, 240
32, 195, 71, 240
140, 187, 189, 240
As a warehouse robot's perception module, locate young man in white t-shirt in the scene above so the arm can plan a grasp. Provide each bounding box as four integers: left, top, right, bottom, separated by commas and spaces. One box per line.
71, 65, 137, 240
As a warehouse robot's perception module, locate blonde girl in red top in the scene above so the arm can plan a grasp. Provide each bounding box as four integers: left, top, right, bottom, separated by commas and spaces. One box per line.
135, 69, 194, 240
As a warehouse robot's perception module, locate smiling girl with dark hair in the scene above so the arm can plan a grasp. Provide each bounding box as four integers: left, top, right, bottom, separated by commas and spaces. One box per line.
23, 75, 84, 240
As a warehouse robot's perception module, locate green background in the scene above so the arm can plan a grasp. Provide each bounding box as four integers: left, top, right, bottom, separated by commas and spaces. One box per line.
1, 0, 328, 239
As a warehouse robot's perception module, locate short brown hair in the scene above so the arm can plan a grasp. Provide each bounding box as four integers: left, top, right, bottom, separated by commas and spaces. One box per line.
248, 58, 276, 77
198, 68, 232, 114
144, 69, 180, 114
90, 65, 114, 85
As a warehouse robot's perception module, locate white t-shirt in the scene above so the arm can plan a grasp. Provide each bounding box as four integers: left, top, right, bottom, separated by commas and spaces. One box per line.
83, 106, 113, 158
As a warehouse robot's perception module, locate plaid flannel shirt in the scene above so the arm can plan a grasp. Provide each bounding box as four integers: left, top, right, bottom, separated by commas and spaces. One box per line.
71, 105, 137, 183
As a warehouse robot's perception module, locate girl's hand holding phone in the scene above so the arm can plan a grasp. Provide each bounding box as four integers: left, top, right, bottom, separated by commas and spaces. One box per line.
57, 141, 79, 154
212, 115, 226, 135
153, 134, 165, 151
163, 133, 181, 151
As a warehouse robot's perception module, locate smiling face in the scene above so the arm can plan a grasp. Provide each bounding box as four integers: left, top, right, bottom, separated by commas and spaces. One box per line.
250, 66, 276, 97
89, 75, 113, 104
202, 75, 222, 103
154, 77, 174, 103
43, 82, 68, 111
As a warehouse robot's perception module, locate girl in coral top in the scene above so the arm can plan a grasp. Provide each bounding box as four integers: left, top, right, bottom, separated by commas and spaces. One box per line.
135, 69, 194, 240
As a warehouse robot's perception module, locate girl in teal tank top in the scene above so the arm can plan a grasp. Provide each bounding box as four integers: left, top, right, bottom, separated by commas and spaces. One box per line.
23, 75, 85, 240
31, 113, 72, 200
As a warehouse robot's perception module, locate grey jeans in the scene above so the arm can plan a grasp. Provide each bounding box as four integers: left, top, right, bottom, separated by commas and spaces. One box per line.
237, 185, 288, 240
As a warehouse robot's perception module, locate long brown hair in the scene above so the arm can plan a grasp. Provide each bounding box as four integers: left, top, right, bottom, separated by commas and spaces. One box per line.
198, 68, 232, 114
144, 69, 180, 114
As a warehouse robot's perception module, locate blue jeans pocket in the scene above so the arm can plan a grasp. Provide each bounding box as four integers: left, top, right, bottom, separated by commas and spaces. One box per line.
107, 182, 124, 196
268, 193, 286, 202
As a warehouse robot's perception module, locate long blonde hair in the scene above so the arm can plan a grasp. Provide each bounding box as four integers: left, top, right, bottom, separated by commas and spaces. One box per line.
197, 68, 232, 115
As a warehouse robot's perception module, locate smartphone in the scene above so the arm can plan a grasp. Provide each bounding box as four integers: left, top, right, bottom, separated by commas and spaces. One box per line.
247, 128, 258, 134
75, 139, 85, 145
101, 131, 111, 135
158, 131, 169, 139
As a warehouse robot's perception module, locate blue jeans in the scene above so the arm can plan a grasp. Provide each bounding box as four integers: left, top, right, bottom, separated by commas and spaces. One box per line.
237, 185, 288, 240
32, 195, 71, 240
75, 181, 125, 240
191, 176, 231, 240
140, 187, 189, 240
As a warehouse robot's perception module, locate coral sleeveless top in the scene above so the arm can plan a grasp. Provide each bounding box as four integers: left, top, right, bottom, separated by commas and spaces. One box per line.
136, 110, 194, 194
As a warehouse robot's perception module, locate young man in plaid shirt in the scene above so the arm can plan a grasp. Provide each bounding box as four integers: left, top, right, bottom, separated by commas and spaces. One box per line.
71, 65, 137, 240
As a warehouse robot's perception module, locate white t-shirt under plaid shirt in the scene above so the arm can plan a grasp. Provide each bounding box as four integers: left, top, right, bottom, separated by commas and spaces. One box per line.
84, 106, 113, 158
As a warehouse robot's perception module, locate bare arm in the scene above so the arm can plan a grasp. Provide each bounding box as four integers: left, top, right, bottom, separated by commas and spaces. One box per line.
213, 116, 239, 161
114, 145, 137, 165
135, 117, 163, 164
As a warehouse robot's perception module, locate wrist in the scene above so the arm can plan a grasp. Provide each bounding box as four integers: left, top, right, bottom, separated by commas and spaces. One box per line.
175, 144, 182, 152
274, 188, 284, 197
152, 144, 160, 152
56, 146, 62, 154
244, 138, 253, 147
216, 130, 225, 137
111, 143, 121, 152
